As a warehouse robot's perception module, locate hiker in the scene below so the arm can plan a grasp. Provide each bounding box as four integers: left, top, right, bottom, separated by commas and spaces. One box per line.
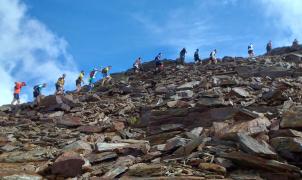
33, 83, 47, 105
101, 66, 112, 86
55, 74, 66, 95
133, 57, 143, 73
179, 48, 187, 65
292, 39, 299, 50
88, 68, 99, 91
11, 82, 26, 105
76, 70, 85, 92
194, 49, 201, 64
266, 41, 272, 54
210, 49, 217, 64
248, 43, 254, 57
155, 53, 163, 73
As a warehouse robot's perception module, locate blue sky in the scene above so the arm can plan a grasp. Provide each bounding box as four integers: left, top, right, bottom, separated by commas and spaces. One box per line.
21, 0, 296, 70
0, 0, 301, 104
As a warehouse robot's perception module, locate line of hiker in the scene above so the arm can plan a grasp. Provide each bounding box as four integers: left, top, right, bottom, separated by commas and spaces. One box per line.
10, 38, 300, 105
11, 66, 113, 106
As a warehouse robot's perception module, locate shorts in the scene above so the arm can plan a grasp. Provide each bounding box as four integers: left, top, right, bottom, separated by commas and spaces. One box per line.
155, 62, 162, 67
33, 91, 40, 98
56, 84, 63, 92
13, 93, 20, 100
76, 79, 81, 86
134, 64, 139, 69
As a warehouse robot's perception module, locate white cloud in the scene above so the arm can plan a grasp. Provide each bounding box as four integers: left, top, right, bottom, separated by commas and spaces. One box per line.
0, 0, 78, 105
259, 0, 302, 45
132, 2, 236, 59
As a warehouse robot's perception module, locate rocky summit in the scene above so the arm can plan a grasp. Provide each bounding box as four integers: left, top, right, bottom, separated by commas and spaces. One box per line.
1, 46, 302, 180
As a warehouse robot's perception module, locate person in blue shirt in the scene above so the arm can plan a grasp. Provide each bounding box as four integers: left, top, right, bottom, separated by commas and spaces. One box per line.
194, 49, 201, 64
33, 83, 47, 105
155, 53, 163, 73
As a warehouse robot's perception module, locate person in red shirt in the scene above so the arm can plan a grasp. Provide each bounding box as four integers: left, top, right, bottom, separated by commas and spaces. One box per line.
11, 82, 26, 105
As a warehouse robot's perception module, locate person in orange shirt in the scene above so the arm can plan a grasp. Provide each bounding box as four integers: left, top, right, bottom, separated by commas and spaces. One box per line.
11, 82, 26, 105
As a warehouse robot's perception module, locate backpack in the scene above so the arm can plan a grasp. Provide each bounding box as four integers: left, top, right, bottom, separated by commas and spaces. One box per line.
102, 68, 108, 74
90, 70, 95, 78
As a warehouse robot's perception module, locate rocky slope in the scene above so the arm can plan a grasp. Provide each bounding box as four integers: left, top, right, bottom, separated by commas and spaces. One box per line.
1, 46, 302, 180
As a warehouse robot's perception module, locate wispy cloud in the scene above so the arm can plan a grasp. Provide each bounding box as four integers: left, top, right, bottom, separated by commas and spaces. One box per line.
259, 0, 302, 46
0, 0, 78, 105
131, 1, 238, 59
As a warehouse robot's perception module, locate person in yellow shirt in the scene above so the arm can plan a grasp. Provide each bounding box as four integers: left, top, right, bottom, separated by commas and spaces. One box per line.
55, 74, 66, 95
101, 66, 112, 86
76, 71, 85, 92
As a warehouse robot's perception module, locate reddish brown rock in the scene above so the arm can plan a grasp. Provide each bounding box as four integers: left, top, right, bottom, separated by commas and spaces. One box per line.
78, 125, 103, 133
128, 163, 166, 177
198, 163, 226, 175
219, 117, 271, 137
112, 121, 125, 131
269, 129, 302, 139
51, 152, 85, 177
57, 115, 82, 128
222, 151, 301, 175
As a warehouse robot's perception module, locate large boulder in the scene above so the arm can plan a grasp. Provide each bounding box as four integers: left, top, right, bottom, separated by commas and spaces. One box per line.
39, 95, 70, 112
39, 95, 80, 112
146, 107, 240, 136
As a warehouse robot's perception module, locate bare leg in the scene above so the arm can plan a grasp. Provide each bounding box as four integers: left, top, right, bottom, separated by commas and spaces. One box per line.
101, 78, 106, 86
37, 95, 41, 105
76, 84, 81, 92
107, 77, 112, 84
11, 99, 16, 105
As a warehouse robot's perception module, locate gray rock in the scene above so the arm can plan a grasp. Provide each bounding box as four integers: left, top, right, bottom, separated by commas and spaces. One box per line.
86, 152, 118, 164
96, 142, 130, 152
1, 174, 43, 180
102, 166, 128, 179
270, 137, 302, 153
177, 81, 200, 90
63, 140, 92, 153
164, 137, 190, 151
281, 106, 302, 129
231, 87, 250, 98
0, 148, 55, 163
232, 133, 277, 158
171, 90, 194, 100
